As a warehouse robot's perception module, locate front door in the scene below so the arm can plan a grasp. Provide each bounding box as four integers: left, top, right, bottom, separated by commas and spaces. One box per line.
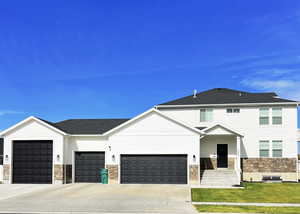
217, 144, 228, 168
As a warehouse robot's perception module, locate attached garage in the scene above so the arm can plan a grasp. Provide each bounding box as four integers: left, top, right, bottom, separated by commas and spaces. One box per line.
121, 155, 187, 184
13, 140, 53, 184
75, 152, 105, 183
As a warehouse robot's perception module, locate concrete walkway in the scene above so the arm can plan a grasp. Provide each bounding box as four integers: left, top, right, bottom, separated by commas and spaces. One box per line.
193, 201, 300, 207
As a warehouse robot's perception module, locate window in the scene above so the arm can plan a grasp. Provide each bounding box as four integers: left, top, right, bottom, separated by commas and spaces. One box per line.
226, 108, 240, 113
259, 140, 269, 157
233, 108, 240, 113
259, 108, 269, 125
200, 109, 213, 122
0, 138, 3, 165
226, 109, 233, 113
272, 108, 282, 125
272, 140, 282, 157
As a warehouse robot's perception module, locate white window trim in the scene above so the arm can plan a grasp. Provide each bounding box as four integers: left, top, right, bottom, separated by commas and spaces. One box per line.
259, 139, 283, 158
200, 108, 213, 122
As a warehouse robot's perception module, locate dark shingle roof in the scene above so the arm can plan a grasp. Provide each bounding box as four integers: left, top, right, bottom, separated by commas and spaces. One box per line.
39, 118, 129, 135
195, 127, 207, 130
158, 88, 297, 106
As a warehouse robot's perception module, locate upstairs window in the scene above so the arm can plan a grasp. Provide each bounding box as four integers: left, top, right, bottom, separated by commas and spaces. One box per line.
272, 108, 282, 125
259, 108, 269, 125
227, 108, 240, 113
272, 140, 282, 157
259, 140, 269, 157
200, 109, 213, 122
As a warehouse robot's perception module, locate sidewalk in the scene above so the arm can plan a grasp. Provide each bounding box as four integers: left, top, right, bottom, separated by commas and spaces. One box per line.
193, 201, 300, 207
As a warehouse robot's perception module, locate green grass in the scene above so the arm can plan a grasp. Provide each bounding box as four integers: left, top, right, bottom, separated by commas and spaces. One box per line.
195, 205, 300, 214
192, 183, 300, 203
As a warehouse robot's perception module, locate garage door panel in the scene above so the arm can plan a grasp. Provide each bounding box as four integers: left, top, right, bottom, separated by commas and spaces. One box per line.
13, 140, 53, 184
121, 155, 187, 184
75, 152, 105, 183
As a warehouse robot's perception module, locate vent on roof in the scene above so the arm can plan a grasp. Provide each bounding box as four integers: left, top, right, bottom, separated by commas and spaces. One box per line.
193, 89, 197, 98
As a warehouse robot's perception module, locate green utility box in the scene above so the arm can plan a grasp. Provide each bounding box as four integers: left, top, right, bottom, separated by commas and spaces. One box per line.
100, 168, 108, 184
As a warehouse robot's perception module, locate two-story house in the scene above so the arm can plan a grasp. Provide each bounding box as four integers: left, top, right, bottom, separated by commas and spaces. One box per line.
0, 88, 299, 186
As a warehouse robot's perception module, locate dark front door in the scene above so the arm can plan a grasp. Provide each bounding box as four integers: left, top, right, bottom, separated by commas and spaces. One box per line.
217, 144, 228, 168
75, 152, 105, 183
121, 155, 187, 184
13, 140, 53, 184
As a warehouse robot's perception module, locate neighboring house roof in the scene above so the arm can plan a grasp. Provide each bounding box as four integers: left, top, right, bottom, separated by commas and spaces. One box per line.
157, 88, 298, 106
52, 119, 130, 135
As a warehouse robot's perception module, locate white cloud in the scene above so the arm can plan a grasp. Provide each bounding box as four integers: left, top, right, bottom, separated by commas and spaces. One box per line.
0, 110, 23, 116
241, 78, 300, 101
255, 68, 298, 77
241, 79, 298, 90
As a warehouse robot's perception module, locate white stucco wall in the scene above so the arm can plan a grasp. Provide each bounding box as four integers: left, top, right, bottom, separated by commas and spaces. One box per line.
107, 111, 200, 167
159, 105, 298, 158
2, 119, 64, 184
0, 165, 3, 183
65, 136, 108, 165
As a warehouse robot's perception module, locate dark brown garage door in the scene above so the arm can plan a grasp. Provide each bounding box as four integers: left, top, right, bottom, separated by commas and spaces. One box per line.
13, 140, 53, 184
121, 155, 187, 184
75, 152, 105, 183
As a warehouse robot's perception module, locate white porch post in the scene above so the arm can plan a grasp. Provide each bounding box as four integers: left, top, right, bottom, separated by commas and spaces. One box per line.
236, 136, 241, 184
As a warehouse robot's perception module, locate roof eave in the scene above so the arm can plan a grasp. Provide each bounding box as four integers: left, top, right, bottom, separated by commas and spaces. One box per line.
156, 102, 299, 108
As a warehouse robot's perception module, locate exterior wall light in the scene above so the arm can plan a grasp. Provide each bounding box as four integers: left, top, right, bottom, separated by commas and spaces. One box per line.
5, 155, 8, 161
193, 155, 196, 162
109, 146, 111, 151
56, 154, 60, 161
112, 154, 115, 162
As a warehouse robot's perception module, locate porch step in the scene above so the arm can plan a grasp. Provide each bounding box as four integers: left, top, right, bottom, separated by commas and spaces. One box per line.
200, 170, 240, 187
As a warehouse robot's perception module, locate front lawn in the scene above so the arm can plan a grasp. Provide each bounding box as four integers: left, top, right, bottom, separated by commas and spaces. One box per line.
192, 183, 300, 203
195, 205, 300, 214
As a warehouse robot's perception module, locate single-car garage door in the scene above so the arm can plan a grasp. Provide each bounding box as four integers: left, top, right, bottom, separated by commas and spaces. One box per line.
121, 155, 187, 184
75, 152, 105, 183
13, 140, 53, 184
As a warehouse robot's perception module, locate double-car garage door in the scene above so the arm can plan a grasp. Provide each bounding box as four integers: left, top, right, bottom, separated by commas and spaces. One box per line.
121, 155, 187, 184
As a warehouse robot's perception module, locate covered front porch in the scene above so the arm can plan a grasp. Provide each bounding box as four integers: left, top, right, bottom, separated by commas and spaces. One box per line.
199, 124, 243, 186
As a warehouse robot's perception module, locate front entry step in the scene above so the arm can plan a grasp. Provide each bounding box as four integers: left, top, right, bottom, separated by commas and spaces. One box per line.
200, 170, 240, 187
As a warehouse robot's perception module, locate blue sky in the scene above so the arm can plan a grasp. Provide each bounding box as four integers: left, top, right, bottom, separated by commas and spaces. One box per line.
1, 1, 300, 139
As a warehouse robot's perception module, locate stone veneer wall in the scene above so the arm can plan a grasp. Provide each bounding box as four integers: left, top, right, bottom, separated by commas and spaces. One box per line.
106, 165, 118, 184
241, 158, 298, 182
3, 164, 10, 183
54, 164, 64, 184
200, 158, 235, 170
189, 165, 200, 184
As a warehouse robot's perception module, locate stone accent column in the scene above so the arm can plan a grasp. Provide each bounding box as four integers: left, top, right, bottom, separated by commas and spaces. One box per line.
106, 165, 118, 184
228, 158, 235, 169
189, 164, 200, 185
54, 164, 64, 184
3, 164, 10, 184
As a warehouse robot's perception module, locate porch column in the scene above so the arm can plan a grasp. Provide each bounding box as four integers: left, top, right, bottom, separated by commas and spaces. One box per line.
236, 136, 241, 183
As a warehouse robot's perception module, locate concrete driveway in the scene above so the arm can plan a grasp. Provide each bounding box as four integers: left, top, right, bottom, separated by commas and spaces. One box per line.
0, 184, 196, 213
